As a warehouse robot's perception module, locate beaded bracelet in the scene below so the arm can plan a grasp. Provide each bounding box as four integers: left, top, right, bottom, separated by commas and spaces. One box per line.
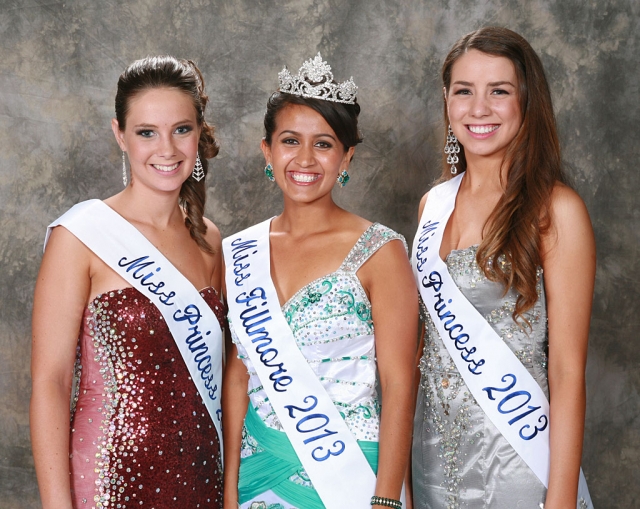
370, 495, 402, 509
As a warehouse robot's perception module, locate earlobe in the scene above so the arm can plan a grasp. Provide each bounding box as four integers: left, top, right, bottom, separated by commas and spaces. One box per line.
111, 119, 126, 151
443, 87, 450, 118
344, 146, 356, 165
337, 150, 353, 187
260, 138, 272, 164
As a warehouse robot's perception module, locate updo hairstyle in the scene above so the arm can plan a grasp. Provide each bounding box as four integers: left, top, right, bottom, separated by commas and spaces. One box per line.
115, 55, 219, 253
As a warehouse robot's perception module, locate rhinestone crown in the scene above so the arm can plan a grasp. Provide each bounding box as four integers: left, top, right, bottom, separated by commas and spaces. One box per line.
278, 53, 358, 105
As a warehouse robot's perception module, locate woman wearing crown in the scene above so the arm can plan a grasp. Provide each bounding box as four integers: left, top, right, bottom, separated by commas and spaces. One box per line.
411, 28, 595, 508
222, 54, 418, 509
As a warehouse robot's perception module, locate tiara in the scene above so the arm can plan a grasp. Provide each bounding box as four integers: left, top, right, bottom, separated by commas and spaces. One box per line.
278, 53, 358, 104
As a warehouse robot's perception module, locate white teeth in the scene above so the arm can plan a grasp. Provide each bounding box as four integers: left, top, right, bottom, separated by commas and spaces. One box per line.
468, 125, 498, 134
154, 162, 179, 172
291, 173, 319, 183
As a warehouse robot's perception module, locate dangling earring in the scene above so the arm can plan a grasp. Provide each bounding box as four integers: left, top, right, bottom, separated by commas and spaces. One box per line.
264, 163, 275, 182
192, 153, 205, 182
337, 169, 350, 187
122, 151, 128, 187
444, 125, 460, 175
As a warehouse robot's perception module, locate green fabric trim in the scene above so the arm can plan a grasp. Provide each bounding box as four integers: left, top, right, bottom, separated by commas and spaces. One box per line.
238, 404, 378, 508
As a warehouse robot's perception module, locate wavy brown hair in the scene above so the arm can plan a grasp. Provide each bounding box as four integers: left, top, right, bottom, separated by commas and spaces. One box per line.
441, 27, 566, 324
115, 56, 219, 253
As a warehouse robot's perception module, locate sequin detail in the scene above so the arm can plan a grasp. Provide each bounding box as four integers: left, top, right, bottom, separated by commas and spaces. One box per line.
232, 223, 404, 507
416, 245, 549, 508
249, 503, 287, 509
69, 287, 225, 508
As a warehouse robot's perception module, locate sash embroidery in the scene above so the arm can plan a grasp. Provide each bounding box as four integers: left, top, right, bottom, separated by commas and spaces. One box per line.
46, 200, 224, 454
412, 175, 592, 508
223, 219, 377, 509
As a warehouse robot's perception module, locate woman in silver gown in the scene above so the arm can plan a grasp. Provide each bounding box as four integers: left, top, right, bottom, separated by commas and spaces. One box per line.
411, 27, 595, 508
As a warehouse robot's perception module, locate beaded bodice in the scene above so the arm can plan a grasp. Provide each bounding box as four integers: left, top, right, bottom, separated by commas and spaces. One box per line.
231, 223, 406, 444
416, 245, 548, 508
69, 286, 225, 508
419, 246, 548, 390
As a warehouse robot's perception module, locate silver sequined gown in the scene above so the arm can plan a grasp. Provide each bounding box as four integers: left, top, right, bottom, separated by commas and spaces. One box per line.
412, 246, 548, 509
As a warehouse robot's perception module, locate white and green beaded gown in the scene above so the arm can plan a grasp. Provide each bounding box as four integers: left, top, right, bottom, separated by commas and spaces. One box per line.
412, 245, 549, 509
230, 223, 405, 509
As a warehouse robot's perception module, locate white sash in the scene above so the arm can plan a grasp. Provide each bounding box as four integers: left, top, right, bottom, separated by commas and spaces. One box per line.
46, 200, 224, 455
412, 175, 592, 508
223, 219, 377, 509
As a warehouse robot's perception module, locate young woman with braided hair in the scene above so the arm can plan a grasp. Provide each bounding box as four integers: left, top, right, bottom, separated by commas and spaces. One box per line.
31, 56, 225, 508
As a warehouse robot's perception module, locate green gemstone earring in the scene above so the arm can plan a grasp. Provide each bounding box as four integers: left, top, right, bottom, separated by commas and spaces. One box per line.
264, 163, 275, 182
337, 169, 350, 187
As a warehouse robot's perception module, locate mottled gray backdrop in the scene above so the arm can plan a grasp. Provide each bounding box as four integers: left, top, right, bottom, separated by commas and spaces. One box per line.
0, 0, 637, 507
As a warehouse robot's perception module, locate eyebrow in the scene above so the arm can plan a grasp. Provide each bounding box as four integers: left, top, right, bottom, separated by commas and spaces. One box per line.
132, 119, 195, 129
279, 130, 338, 141
452, 80, 516, 87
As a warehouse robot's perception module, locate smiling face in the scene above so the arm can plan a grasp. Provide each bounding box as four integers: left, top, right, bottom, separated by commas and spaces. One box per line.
261, 103, 354, 205
112, 87, 200, 193
446, 49, 522, 166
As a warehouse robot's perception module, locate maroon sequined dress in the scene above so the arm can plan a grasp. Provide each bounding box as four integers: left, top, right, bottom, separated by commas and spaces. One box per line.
69, 286, 224, 508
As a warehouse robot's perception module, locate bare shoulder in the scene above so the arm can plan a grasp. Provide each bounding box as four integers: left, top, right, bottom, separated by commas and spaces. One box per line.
45, 225, 92, 265
543, 182, 595, 259
35, 225, 93, 313
41, 225, 96, 291
203, 217, 222, 249
357, 226, 415, 305
549, 183, 590, 219
548, 183, 593, 237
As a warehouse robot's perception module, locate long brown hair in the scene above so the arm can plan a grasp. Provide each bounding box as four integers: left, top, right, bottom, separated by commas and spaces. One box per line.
441, 27, 566, 324
115, 56, 219, 253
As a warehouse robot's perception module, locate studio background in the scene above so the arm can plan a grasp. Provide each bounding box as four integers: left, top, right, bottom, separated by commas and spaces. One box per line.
0, 0, 637, 507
